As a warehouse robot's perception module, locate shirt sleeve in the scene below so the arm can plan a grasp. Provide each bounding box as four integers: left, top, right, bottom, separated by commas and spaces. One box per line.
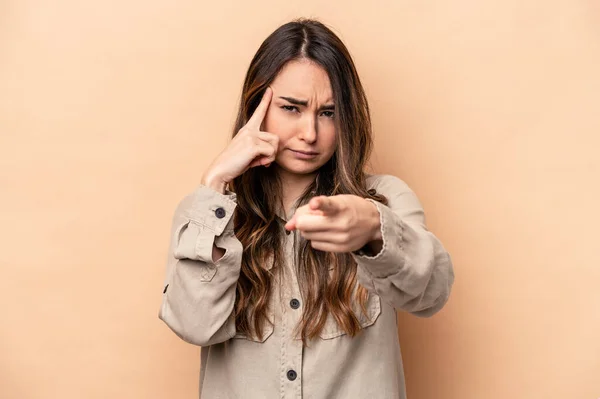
352, 175, 455, 317
158, 185, 243, 346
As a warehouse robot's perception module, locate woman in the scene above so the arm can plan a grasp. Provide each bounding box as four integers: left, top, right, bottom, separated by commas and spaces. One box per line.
159, 18, 454, 399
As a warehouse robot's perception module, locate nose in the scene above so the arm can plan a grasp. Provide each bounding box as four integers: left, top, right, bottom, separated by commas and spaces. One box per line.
298, 115, 317, 144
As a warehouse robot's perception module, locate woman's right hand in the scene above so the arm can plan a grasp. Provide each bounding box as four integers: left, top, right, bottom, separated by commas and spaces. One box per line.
202, 87, 279, 193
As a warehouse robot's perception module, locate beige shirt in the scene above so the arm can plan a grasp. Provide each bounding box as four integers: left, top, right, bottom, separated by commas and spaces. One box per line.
158, 174, 455, 399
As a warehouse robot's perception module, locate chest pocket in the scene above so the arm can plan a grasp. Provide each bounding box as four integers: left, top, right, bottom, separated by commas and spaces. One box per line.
233, 304, 275, 343
232, 305, 275, 343
232, 322, 274, 343
318, 288, 382, 340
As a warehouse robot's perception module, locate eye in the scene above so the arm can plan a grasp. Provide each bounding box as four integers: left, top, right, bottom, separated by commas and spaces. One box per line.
281, 105, 299, 113
321, 111, 335, 118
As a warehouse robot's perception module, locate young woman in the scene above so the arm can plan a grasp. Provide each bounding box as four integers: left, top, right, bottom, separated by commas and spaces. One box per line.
159, 18, 455, 399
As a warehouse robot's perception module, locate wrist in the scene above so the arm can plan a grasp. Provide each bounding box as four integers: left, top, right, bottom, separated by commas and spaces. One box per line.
366, 199, 382, 242
201, 173, 227, 194
356, 200, 383, 256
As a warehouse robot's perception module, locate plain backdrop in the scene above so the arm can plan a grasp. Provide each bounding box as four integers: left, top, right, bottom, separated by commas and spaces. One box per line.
1, 1, 599, 398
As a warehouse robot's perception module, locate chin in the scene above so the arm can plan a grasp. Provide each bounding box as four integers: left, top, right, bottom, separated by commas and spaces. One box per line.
276, 160, 322, 176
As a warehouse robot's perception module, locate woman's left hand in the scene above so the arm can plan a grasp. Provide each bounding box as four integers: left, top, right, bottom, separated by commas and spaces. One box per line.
285, 195, 383, 253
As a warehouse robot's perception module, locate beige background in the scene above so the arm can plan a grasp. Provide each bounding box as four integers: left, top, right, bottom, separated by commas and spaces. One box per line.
1, 1, 599, 398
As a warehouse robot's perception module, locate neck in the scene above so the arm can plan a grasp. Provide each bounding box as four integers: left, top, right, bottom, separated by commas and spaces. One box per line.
277, 167, 317, 214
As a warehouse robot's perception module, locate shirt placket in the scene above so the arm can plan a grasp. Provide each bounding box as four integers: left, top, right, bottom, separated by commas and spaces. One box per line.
280, 229, 304, 399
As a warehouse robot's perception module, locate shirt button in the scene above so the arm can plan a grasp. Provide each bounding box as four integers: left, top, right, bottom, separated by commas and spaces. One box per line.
290, 298, 300, 309
286, 369, 297, 381
215, 207, 226, 219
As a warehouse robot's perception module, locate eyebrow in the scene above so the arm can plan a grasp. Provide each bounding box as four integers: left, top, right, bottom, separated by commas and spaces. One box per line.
278, 96, 335, 111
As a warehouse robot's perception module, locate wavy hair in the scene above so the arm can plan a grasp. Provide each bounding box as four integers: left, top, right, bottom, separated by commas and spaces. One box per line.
229, 18, 387, 344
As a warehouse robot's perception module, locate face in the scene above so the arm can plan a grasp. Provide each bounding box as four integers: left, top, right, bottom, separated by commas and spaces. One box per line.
262, 59, 337, 176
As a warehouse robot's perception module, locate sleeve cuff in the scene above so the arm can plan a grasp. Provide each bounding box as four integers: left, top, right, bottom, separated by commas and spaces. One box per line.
184, 185, 237, 236
173, 185, 237, 263
351, 199, 405, 278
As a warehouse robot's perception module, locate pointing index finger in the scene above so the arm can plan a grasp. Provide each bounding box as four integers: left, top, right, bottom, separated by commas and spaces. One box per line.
309, 196, 339, 215
247, 87, 273, 129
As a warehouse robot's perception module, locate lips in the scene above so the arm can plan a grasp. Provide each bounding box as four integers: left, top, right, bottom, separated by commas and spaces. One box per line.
290, 149, 318, 155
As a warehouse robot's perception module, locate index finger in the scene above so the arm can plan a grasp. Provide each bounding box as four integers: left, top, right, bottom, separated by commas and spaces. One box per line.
246, 87, 273, 129
293, 214, 329, 232
309, 196, 339, 215
285, 203, 323, 231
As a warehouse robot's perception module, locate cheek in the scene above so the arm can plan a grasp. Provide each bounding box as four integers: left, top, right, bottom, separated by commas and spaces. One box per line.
263, 108, 294, 144
320, 125, 337, 154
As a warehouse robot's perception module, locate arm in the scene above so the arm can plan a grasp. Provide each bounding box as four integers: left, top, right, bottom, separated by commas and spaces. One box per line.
158, 185, 242, 346
352, 175, 455, 317
158, 87, 278, 345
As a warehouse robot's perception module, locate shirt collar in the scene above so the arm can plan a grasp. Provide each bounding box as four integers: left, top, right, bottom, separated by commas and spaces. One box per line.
274, 176, 319, 222
275, 203, 297, 223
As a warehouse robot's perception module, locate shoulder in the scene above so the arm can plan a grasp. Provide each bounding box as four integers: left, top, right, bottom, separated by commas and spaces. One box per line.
365, 173, 414, 197
364, 173, 427, 224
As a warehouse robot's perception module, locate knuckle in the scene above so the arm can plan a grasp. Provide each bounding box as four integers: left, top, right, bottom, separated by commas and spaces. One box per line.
246, 135, 257, 146
338, 218, 351, 230
340, 232, 351, 242
241, 133, 254, 145
238, 127, 250, 136
345, 213, 356, 226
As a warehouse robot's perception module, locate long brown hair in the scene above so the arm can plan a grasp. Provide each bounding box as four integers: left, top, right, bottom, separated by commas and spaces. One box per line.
230, 18, 387, 344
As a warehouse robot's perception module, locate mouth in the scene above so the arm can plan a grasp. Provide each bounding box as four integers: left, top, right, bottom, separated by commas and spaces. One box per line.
288, 148, 319, 160
289, 149, 319, 156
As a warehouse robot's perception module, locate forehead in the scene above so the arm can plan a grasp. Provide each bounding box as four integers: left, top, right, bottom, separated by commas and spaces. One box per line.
271, 59, 333, 100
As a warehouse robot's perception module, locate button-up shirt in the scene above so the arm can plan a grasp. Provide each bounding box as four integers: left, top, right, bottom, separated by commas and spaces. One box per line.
158, 173, 455, 399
